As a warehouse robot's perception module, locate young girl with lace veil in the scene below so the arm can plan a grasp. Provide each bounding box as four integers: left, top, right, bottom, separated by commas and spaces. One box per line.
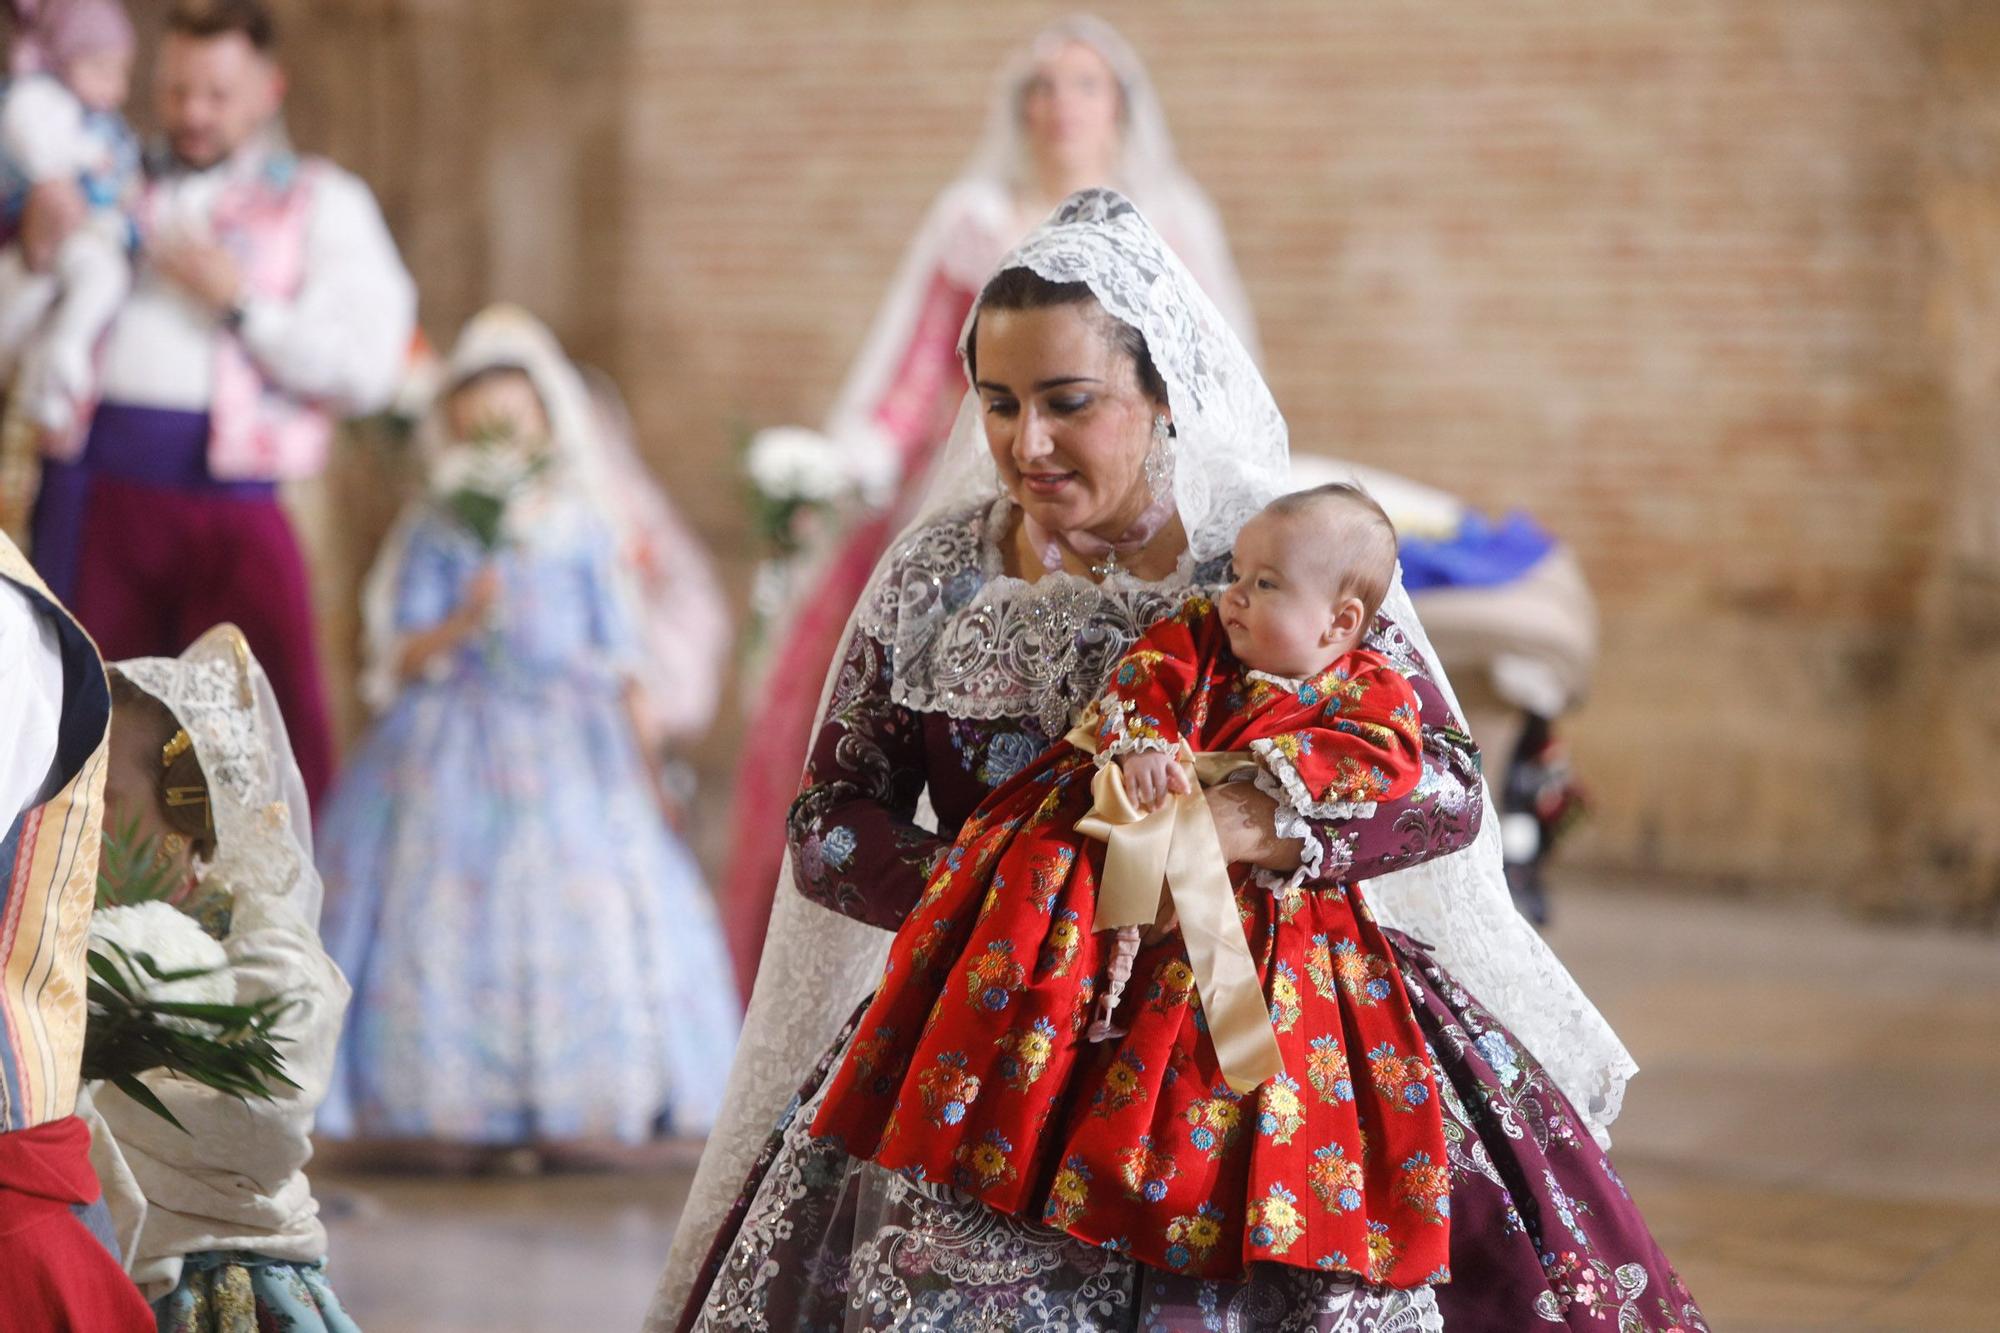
313, 306, 740, 1161
84, 624, 359, 1331
722, 15, 1261, 997
652, 191, 1704, 1332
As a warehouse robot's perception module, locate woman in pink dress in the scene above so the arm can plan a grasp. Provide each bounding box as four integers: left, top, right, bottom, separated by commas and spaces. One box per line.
723, 15, 1260, 995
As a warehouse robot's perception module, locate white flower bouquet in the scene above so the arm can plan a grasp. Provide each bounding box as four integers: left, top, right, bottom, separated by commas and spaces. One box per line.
430, 425, 551, 552
82, 827, 297, 1131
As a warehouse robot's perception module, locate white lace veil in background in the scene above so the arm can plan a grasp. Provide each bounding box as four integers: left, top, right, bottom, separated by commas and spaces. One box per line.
823, 13, 1259, 455
647, 190, 1635, 1326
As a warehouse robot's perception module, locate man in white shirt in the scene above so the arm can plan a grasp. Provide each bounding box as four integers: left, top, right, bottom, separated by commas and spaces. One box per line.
23, 0, 415, 806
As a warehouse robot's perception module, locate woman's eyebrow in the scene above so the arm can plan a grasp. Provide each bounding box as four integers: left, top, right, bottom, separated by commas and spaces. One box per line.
973, 376, 1103, 394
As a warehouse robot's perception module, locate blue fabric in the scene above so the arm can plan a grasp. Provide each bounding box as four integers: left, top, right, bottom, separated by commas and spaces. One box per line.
1398, 510, 1558, 593
0, 79, 139, 240
316, 511, 740, 1144
154, 1252, 358, 1333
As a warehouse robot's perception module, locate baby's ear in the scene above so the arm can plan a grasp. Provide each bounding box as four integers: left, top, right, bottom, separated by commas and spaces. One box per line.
1325, 596, 1367, 645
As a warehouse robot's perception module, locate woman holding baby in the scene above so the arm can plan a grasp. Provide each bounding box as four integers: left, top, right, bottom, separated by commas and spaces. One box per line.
649, 191, 1703, 1332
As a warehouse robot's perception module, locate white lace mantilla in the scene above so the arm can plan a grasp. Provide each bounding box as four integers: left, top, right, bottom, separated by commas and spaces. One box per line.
856, 499, 1221, 734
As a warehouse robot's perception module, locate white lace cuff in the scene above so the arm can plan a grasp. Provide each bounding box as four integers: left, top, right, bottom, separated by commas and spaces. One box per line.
1252, 767, 1326, 894
1088, 698, 1177, 768
1249, 737, 1379, 822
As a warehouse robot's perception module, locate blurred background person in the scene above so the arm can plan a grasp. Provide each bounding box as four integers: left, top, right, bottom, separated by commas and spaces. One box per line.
0, 0, 140, 442
314, 306, 738, 1169
722, 13, 1260, 996
19, 0, 414, 810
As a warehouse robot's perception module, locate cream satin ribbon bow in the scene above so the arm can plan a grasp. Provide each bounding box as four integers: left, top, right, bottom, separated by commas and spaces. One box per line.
1065, 723, 1286, 1095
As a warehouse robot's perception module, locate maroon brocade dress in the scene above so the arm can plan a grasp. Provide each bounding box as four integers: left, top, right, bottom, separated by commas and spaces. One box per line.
680, 504, 1705, 1333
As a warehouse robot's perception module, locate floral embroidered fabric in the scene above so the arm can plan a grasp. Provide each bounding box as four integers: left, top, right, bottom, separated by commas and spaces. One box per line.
811, 596, 1449, 1284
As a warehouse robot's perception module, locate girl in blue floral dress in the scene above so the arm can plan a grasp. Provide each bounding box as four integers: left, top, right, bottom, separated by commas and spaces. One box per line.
316, 307, 739, 1152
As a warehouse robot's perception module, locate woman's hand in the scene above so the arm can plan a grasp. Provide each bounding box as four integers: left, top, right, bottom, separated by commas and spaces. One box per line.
1204, 781, 1305, 873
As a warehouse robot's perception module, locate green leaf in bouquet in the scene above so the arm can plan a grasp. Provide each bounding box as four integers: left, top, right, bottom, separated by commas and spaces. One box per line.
82, 941, 303, 1131
444, 487, 508, 551
96, 818, 185, 910
109, 1073, 187, 1133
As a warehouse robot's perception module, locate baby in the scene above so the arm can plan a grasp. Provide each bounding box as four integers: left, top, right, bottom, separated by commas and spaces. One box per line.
0, 0, 139, 435
813, 484, 1456, 1289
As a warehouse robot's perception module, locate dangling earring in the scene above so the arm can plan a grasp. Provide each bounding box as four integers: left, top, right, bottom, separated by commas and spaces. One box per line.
1142, 414, 1175, 500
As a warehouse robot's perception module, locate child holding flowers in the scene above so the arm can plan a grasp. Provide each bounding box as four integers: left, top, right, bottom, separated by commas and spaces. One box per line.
315, 307, 738, 1156
86, 624, 359, 1330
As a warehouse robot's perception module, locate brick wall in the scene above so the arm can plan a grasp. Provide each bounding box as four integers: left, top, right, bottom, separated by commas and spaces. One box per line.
110, 2, 1994, 913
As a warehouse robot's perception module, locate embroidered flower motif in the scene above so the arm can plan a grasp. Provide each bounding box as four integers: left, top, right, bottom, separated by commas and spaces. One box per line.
952, 1129, 1017, 1192
821, 824, 858, 872
917, 1051, 981, 1127
1027, 846, 1076, 913
1044, 1155, 1092, 1230
850, 1023, 901, 1095
908, 916, 955, 976
1268, 961, 1302, 1032
1474, 1030, 1521, 1086
964, 939, 1026, 1013
1257, 1073, 1306, 1144
981, 731, 1040, 786
1329, 755, 1396, 803
1247, 1183, 1306, 1254
1163, 1202, 1227, 1271
1146, 957, 1196, 1013
1400, 1151, 1450, 1225
995, 1016, 1060, 1091
1304, 933, 1338, 999
1368, 1042, 1432, 1110
1365, 1219, 1402, 1283
1332, 937, 1395, 1005
1309, 1143, 1365, 1213
1183, 1082, 1245, 1155
1307, 1034, 1355, 1104
1388, 700, 1421, 743
1040, 911, 1083, 978
1092, 1048, 1148, 1115
1264, 732, 1310, 764
1118, 1135, 1180, 1203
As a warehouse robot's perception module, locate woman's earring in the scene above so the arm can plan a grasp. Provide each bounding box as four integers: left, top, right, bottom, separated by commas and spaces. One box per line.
1143, 414, 1175, 499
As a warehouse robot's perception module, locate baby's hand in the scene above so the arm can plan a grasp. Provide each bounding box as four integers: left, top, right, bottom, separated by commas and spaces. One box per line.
1119, 748, 1190, 812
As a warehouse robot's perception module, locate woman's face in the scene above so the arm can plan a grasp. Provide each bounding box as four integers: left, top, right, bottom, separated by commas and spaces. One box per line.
973, 300, 1161, 540
103, 698, 200, 891
1020, 40, 1122, 179
445, 369, 550, 448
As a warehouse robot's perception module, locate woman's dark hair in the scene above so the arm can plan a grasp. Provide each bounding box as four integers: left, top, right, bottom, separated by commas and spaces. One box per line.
107, 671, 217, 853
966, 267, 1169, 407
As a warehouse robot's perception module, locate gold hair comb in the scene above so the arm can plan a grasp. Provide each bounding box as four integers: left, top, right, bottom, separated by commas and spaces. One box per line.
162, 729, 193, 769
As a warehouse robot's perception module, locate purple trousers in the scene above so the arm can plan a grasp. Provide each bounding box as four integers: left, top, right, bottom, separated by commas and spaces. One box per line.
31, 403, 334, 808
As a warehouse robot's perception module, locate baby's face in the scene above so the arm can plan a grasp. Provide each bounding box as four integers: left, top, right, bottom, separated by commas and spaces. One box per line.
65, 48, 132, 115
1220, 512, 1359, 678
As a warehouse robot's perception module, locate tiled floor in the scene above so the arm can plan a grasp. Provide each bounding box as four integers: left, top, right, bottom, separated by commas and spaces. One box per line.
315, 884, 2000, 1332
